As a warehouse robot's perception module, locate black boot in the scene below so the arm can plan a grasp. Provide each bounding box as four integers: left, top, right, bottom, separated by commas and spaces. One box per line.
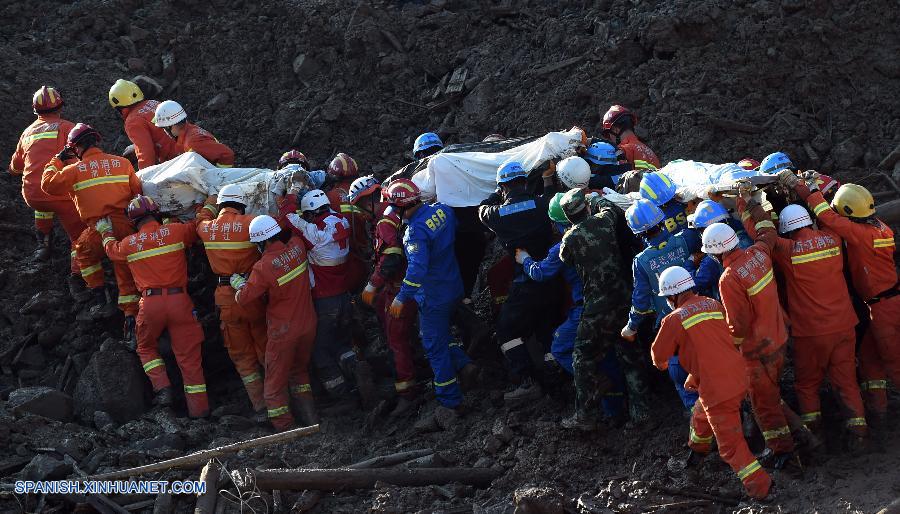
88, 287, 118, 320
67, 274, 92, 303
31, 230, 51, 262
155, 387, 175, 407
123, 316, 136, 350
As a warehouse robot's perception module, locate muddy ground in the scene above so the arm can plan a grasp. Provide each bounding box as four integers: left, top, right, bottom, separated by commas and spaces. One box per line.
1, 0, 900, 512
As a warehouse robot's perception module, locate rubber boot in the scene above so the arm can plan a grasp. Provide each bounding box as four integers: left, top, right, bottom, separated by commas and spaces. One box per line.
389, 396, 419, 418
155, 386, 175, 407
88, 287, 118, 320
353, 360, 377, 409
31, 230, 51, 262
459, 363, 480, 392
123, 316, 137, 351
291, 394, 320, 427
504, 377, 542, 403
66, 274, 92, 303
561, 411, 600, 431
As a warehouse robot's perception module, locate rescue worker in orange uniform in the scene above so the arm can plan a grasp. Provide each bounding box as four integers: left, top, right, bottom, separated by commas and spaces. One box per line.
740, 184, 868, 447
278, 150, 310, 171
108, 79, 178, 169
196, 184, 267, 421
651, 266, 771, 500
349, 176, 420, 416
9, 87, 86, 292
40, 124, 142, 328
601, 105, 661, 169
231, 215, 318, 431
325, 152, 368, 292
153, 100, 235, 167
96, 196, 209, 418
701, 220, 797, 465
781, 173, 899, 425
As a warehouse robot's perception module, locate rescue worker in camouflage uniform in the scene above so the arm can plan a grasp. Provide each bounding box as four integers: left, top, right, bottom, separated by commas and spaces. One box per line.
557, 189, 643, 428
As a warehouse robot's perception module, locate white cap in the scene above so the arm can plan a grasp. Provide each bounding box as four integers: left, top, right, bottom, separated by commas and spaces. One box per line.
778, 204, 812, 233
248, 215, 280, 242
217, 184, 245, 205
658, 266, 695, 297
153, 100, 187, 127
557, 156, 591, 189
701, 223, 739, 255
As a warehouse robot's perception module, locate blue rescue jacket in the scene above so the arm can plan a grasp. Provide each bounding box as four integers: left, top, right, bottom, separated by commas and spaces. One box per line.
396, 202, 464, 305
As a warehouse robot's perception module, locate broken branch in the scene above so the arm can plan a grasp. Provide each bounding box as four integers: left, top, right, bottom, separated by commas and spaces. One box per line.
250, 467, 500, 491
193, 460, 219, 514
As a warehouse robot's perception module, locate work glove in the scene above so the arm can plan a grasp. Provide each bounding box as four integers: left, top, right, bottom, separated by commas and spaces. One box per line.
95, 217, 113, 235
735, 179, 753, 201
230, 273, 247, 291
800, 170, 821, 191
777, 169, 800, 189
286, 212, 308, 230
361, 283, 377, 306
541, 161, 556, 178
514, 248, 530, 265
288, 170, 309, 196
620, 325, 637, 342
389, 297, 405, 318
56, 146, 76, 162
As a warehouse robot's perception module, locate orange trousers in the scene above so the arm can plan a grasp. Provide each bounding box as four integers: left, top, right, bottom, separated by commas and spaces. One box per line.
689, 392, 772, 499
216, 286, 267, 411
794, 328, 867, 436
373, 283, 417, 397
858, 296, 900, 415
745, 348, 794, 454
265, 317, 317, 431
26, 196, 85, 275
75, 211, 138, 315
137, 291, 208, 417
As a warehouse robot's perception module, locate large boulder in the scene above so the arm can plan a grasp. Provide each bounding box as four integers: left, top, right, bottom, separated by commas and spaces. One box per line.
74, 345, 148, 423
8, 386, 73, 422
21, 454, 71, 481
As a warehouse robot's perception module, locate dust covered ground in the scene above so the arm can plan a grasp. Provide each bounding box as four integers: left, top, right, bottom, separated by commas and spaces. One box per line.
1, 0, 900, 512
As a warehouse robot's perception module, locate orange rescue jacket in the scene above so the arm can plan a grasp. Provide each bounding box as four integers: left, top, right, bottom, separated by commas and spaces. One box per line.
122, 100, 179, 169
196, 207, 259, 276
177, 122, 234, 167
9, 114, 75, 203
102, 219, 197, 290
236, 236, 316, 329
619, 132, 661, 169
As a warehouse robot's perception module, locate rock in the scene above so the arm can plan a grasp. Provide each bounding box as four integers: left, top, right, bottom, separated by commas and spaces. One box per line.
131, 75, 163, 98
93, 411, 116, 430
491, 418, 515, 443
20, 291, 65, 315
130, 26, 150, 42
74, 345, 147, 423
161, 52, 176, 80
136, 433, 185, 452
833, 137, 864, 169
22, 454, 71, 481
512, 486, 565, 514
8, 386, 73, 422
781, 0, 805, 13
37, 325, 66, 348
219, 415, 255, 432
877, 497, 900, 514
292, 54, 322, 79
206, 92, 229, 112
14, 345, 45, 369
483, 435, 503, 455
473, 456, 494, 468
433, 405, 459, 430
127, 58, 146, 71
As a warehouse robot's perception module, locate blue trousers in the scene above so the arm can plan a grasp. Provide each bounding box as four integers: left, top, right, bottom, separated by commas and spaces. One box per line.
668, 355, 698, 409
419, 298, 469, 408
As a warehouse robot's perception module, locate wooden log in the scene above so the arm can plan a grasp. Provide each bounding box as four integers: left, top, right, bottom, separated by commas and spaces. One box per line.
82, 425, 319, 482
152, 493, 173, 514
252, 467, 500, 491
531, 56, 582, 77
878, 143, 900, 171
122, 499, 157, 511
193, 460, 219, 514
879, 172, 900, 195
877, 199, 900, 225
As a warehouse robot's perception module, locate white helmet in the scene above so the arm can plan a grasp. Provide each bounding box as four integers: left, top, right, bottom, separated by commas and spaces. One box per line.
778, 204, 812, 233
658, 266, 695, 297
153, 100, 187, 127
701, 223, 739, 255
347, 176, 380, 205
300, 189, 330, 212
248, 215, 280, 243
557, 156, 591, 189
217, 184, 245, 205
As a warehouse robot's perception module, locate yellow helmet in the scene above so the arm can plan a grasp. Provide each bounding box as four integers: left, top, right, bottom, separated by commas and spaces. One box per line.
831, 184, 875, 218
108, 79, 144, 108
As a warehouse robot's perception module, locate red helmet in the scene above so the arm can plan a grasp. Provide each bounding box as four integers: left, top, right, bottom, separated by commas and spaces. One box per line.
737, 158, 760, 171
66, 123, 101, 148
383, 179, 421, 208
327, 152, 359, 179
126, 195, 160, 222
601, 105, 637, 132
278, 150, 309, 170
32, 86, 64, 114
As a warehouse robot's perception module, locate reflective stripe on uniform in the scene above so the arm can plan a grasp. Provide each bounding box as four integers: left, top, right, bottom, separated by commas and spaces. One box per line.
143, 358, 165, 373
276, 260, 308, 286
382, 247, 403, 255
202, 204, 218, 214
23, 131, 59, 143
291, 384, 312, 394
268, 405, 289, 418
689, 427, 713, 444
846, 417, 867, 427
341, 204, 363, 214
812, 202, 830, 216
631, 306, 655, 315
395, 380, 414, 392
762, 425, 791, 441
126, 242, 185, 263
790, 247, 840, 265
681, 311, 724, 329
434, 377, 457, 387
754, 220, 775, 231
80, 263, 103, 277
500, 338, 524, 353
33, 211, 54, 220
737, 460, 762, 481
403, 278, 421, 287
204, 241, 255, 250
378, 217, 399, 228
323, 376, 345, 390
242, 372, 262, 384
339, 351, 356, 362
801, 411, 821, 422
102, 236, 117, 247
118, 295, 139, 304
747, 269, 774, 296
873, 238, 895, 249
72, 175, 130, 191
184, 384, 207, 394
544, 353, 555, 362
861, 379, 887, 390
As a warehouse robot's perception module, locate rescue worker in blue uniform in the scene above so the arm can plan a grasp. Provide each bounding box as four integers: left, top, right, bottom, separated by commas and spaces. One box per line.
640, 171, 688, 238
386, 178, 471, 412
621, 198, 701, 413
683, 199, 754, 299
583, 141, 631, 191
478, 161, 559, 403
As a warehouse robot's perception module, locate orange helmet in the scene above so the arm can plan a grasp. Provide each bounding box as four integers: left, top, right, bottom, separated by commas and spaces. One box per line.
737, 158, 760, 171
66, 123, 101, 148
278, 150, 309, 170
327, 152, 359, 179
33, 86, 63, 114
126, 195, 160, 222
383, 179, 421, 208
601, 105, 637, 133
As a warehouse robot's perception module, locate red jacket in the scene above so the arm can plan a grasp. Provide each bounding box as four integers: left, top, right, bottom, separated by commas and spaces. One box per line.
802, 189, 896, 302
102, 219, 197, 290
740, 199, 858, 337
369, 205, 407, 289
720, 241, 789, 358
121, 100, 178, 169
328, 181, 369, 257
651, 292, 748, 408
9, 113, 75, 203
618, 132, 660, 169
177, 122, 234, 167
236, 236, 316, 329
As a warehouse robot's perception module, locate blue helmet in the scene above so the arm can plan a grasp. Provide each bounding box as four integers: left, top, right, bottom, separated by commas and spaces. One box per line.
413, 132, 443, 156
639, 171, 676, 206
759, 152, 793, 175
626, 198, 665, 234
497, 161, 528, 184
584, 141, 618, 166
690, 200, 730, 229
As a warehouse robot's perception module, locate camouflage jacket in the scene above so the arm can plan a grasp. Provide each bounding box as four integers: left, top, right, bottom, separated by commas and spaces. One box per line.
559, 196, 630, 316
